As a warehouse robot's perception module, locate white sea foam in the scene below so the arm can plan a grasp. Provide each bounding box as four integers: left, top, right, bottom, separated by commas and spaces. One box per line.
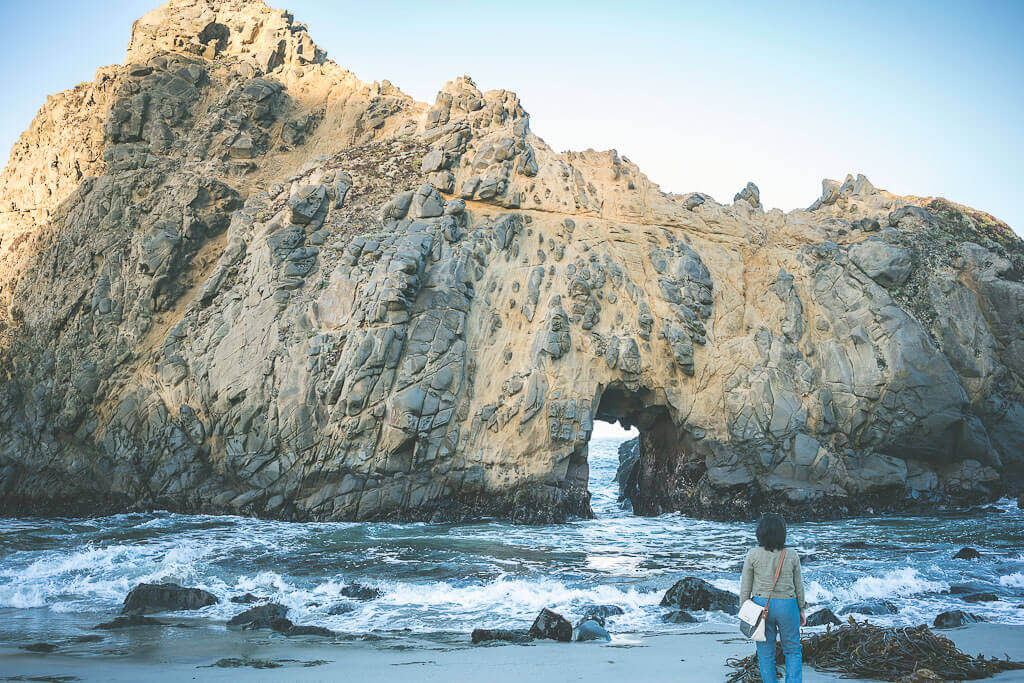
999, 572, 1024, 589
805, 567, 946, 604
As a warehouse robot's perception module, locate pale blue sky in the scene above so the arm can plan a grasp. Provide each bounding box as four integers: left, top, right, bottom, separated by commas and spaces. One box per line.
2, 1, 1022, 232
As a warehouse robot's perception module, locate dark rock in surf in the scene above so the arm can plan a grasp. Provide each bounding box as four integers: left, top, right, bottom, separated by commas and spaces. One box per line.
95, 615, 166, 629
228, 603, 291, 630
662, 610, 697, 623
805, 608, 842, 626
327, 602, 356, 615
961, 592, 999, 603
575, 620, 611, 642
839, 600, 898, 616
660, 577, 739, 614
934, 610, 984, 628
528, 608, 573, 642
471, 628, 532, 644
579, 604, 624, 627
21, 643, 58, 653
285, 624, 335, 637
952, 547, 981, 560
230, 593, 268, 604
121, 582, 218, 614
340, 583, 383, 601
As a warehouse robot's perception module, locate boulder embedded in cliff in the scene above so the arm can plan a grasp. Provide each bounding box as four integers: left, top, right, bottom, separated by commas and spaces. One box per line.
849, 237, 913, 287
121, 583, 218, 614
660, 578, 738, 614
528, 608, 573, 642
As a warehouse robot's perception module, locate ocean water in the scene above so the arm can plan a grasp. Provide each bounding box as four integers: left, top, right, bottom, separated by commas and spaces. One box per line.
1, 436, 1022, 646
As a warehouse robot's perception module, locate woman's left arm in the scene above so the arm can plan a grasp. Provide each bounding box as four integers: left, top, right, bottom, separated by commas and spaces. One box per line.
793, 553, 807, 622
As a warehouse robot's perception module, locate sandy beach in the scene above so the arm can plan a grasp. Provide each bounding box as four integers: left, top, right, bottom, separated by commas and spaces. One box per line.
3, 622, 1024, 682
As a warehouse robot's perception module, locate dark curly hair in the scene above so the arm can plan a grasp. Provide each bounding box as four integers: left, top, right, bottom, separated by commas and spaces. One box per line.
756, 513, 786, 551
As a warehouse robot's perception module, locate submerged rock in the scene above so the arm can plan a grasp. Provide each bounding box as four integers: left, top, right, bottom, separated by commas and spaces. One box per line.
21, 643, 58, 653
95, 615, 166, 629
579, 604, 624, 627
805, 608, 841, 626
933, 610, 984, 628
471, 628, 532, 644
339, 584, 383, 601
952, 547, 981, 560
122, 582, 218, 614
839, 600, 898, 616
528, 608, 573, 642
660, 577, 739, 614
662, 610, 697, 623
961, 593, 999, 603
227, 603, 291, 630
230, 593, 268, 604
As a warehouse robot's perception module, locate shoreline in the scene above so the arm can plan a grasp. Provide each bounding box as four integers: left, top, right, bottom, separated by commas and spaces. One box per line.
3, 623, 1024, 682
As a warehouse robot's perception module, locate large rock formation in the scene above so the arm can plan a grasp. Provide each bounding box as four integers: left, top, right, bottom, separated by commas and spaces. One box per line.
1, 0, 1022, 522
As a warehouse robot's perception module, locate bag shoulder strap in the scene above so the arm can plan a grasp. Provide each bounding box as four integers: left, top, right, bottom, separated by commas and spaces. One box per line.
762, 549, 786, 615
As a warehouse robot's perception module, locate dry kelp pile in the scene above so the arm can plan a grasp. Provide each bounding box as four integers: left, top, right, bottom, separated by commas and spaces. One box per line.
726, 620, 1024, 682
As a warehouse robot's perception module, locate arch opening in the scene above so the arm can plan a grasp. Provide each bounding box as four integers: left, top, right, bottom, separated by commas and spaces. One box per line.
589, 382, 699, 516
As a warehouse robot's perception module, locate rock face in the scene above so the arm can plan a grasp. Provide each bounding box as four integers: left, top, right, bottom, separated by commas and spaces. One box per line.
1, 0, 1023, 524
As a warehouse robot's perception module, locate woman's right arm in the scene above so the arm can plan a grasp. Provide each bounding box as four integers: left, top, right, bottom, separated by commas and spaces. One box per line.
739, 550, 753, 605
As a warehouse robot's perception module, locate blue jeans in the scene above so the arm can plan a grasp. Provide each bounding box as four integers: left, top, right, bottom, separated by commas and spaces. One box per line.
752, 597, 802, 683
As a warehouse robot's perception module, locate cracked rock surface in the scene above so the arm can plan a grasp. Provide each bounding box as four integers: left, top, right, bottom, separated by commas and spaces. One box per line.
1, 0, 1022, 522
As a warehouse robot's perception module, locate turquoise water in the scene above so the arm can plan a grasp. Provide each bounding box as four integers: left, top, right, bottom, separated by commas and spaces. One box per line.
1, 436, 1022, 645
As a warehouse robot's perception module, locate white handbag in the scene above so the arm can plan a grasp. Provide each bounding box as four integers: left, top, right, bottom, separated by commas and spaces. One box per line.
739, 549, 786, 642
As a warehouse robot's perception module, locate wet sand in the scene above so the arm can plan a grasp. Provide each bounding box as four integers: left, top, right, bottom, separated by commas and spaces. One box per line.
2, 623, 1023, 682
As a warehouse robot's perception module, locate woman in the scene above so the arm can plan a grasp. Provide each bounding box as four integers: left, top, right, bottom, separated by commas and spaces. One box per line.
739, 513, 806, 683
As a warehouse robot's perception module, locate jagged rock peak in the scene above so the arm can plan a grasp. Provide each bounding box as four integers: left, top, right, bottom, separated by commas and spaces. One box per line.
127, 0, 325, 70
